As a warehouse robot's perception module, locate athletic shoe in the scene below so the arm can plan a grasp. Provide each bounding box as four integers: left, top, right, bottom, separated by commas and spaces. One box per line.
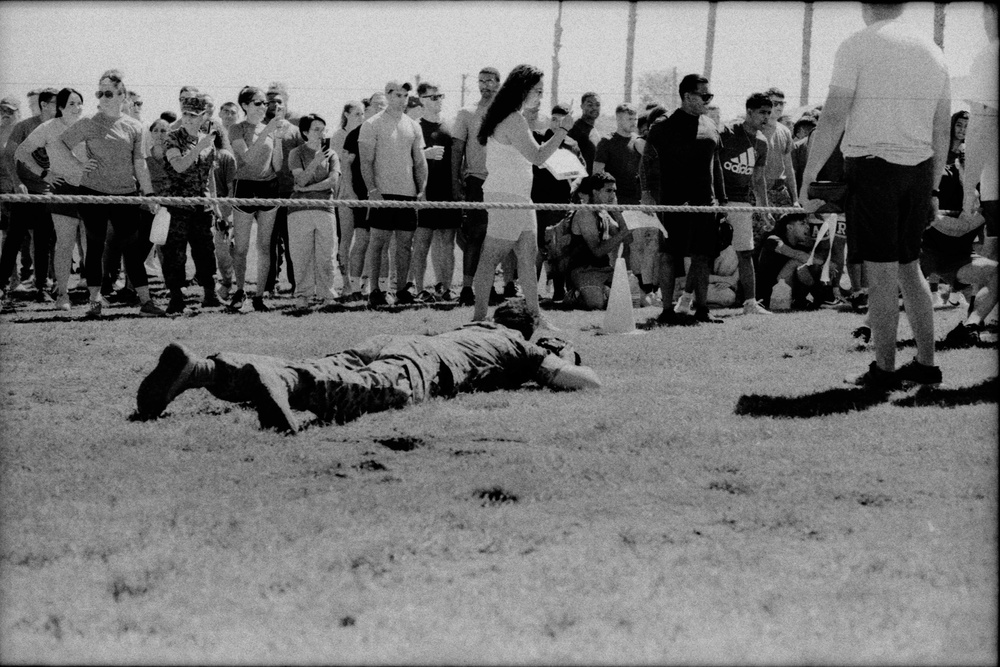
342, 291, 364, 303
438, 288, 457, 301
674, 292, 695, 314
85, 300, 102, 319
34, 289, 54, 304
202, 291, 221, 308
846, 361, 901, 391
238, 363, 299, 433
228, 289, 246, 311
849, 291, 868, 314
54, 294, 71, 311
98, 294, 112, 308
693, 306, 723, 323
742, 299, 771, 315
251, 296, 271, 312
458, 286, 475, 306
395, 289, 416, 305
136, 342, 197, 419
368, 289, 388, 307
655, 310, 695, 326
895, 358, 942, 387
852, 325, 872, 344
139, 300, 167, 317
415, 289, 437, 303
166, 294, 186, 315
942, 322, 981, 348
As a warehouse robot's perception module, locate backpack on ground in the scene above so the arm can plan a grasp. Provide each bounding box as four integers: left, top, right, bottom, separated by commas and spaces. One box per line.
544, 211, 577, 275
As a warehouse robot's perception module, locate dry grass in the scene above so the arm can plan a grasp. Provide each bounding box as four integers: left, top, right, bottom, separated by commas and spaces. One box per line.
0, 291, 996, 665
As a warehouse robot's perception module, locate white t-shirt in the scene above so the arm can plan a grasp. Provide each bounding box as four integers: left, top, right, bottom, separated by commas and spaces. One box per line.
966, 39, 998, 201
358, 111, 423, 197
830, 19, 949, 166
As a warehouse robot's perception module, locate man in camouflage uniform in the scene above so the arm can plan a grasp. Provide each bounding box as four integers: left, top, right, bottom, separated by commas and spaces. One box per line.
136, 300, 601, 433
162, 93, 221, 313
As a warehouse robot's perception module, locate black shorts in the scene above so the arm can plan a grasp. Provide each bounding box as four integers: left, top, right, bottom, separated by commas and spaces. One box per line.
417, 206, 461, 230
350, 206, 370, 231
659, 210, 720, 260
368, 195, 417, 232
845, 156, 934, 264
49, 182, 81, 219
232, 178, 279, 215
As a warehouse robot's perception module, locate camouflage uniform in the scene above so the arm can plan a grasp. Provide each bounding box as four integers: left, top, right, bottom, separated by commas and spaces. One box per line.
162, 126, 217, 292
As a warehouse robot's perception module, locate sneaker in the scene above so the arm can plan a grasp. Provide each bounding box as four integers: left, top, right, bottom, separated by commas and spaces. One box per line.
167, 294, 186, 315
846, 361, 901, 391
458, 286, 475, 306
98, 294, 112, 308
34, 289, 54, 304
342, 291, 364, 303
655, 309, 695, 326
251, 296, 271, 312
942, 322, 980, 348
742, 299, 772, 315
228, 289, 246, 311
895, 358, 942, 386
395, 289, 416, 305
85, 300, 102, 319
202, 291, 221, 308
136, 342, 197, 419
414, 289, 437, 303
368, 289, 388, 307
55, 294, 71, 311
238, 363, 299, 433
439, 288, 457, 301
693, 306, 723, 323
852, 325, 872, 344
848, 291, 868, 314
139, 300, 167, 317
674, 292, 694, 314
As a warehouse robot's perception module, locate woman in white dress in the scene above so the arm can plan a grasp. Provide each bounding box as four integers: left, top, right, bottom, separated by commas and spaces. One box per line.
472, 64, 573, 325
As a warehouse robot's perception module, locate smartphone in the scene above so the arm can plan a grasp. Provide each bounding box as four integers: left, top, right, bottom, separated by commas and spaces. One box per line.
321, 138, 331, 152
264, 100, 278, 123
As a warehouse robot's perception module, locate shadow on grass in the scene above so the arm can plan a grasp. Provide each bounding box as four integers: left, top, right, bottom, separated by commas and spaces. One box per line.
736, 376, 998, 418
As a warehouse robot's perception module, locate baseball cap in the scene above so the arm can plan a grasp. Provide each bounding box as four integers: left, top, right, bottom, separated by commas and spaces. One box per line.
181, 94, 209, 114
384, 80, 412, 95
0, 96, 20, 111
551, 104, 570, 116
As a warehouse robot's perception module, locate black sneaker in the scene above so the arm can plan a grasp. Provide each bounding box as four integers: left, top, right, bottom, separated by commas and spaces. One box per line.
942, 322, 980, 348
693, 306, 723, 323
655, 309, 695, 326
166, 294, 186, 315
368, 289, 388, 307
139, 300, 167, 317
251, 296, 271, 312
34, 289, 54, 304
202, 291, 221, 308
896, 358, 942, 386
395, 289, 416, 305
849, 291, 868, 314
845, 361, 901, 391
414, 289, 437, 303
228, 289, 246, 311
458, 286, 475, 306
136, 342, 196, 418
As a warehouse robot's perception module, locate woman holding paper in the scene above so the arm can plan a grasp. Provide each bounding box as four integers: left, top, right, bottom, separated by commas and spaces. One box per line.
472, 64, 574, 325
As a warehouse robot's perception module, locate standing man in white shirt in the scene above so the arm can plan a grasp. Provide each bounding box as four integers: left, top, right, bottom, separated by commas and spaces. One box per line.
800, 2, 950, 389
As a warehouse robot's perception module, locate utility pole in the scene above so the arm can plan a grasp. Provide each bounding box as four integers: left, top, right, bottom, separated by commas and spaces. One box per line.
460, 73, 468, 108
414, 74, 421, 90
704, 1, 718, 80
800, 1, 814, 106
551, 0, 563, 110
933, 3, 946, 49
624, 1, 637, 103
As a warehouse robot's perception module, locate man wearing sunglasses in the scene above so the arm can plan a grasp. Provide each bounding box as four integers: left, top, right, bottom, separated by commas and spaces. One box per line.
761, 87, 799, 211
640, 73, 726, 325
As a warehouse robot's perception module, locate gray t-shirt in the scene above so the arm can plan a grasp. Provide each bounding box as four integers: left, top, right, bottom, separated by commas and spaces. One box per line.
229, 120, 276, 182
60, 112, 145, 194
358, 111, 423, 197
452, 103, 489, 181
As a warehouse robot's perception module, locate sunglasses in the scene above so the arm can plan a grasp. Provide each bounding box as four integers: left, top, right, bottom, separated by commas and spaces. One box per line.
250, 100, 267, 107
95, 90, 121, 99
689, 92, 714, 103
132, 101, 143, 107
421, 94, 445, 101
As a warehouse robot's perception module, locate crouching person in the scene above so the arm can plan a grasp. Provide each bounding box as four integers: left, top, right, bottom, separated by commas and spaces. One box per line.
136, 299, 601, 433
565, 172, 632, 309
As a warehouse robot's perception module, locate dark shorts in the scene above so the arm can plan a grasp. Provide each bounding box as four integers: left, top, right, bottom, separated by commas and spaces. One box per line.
982, 200, 998, 238
49, 182, 81, 218
417, 205, 461, 230
350, 206, 370, 231
659, 210, 721, 260
458, 176, 487, 251
369, 195, 417, 232
844, 156, 934, 264
232, 178, 279, 215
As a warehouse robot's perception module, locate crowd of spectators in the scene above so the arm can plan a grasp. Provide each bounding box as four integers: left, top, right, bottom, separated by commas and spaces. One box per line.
0, 16, 995, 351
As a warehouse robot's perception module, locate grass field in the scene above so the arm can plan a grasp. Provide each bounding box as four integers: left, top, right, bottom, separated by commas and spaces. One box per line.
0, 277, 996, 664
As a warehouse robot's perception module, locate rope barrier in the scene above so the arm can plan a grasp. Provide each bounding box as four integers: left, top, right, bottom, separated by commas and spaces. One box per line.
0, 192, 809, 215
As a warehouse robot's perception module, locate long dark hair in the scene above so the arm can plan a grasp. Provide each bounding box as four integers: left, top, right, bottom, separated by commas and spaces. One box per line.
54, 87, 83, 118
477, 64, 543, 146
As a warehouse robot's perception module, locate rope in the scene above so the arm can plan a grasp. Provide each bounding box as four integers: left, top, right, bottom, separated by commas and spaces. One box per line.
0, 192, 806, 215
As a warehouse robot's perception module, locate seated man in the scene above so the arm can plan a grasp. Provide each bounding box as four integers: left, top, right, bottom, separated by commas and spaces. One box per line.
563, 172, 632, 310
757, 212, 844, 310
920, 208, 998, 345
136, 300, 601, 433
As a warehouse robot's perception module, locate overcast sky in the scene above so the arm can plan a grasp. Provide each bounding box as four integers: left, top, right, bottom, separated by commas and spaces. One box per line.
0, 1, 991, 126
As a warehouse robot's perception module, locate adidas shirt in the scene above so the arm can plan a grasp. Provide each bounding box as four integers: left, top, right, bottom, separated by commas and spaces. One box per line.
718, 122, 768, 203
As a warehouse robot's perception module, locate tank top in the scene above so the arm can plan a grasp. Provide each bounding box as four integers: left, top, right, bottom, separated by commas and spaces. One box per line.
484, 136, 533, 197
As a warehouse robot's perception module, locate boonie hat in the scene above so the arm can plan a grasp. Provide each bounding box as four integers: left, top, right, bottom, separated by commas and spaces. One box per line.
0, 96, 20, 111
